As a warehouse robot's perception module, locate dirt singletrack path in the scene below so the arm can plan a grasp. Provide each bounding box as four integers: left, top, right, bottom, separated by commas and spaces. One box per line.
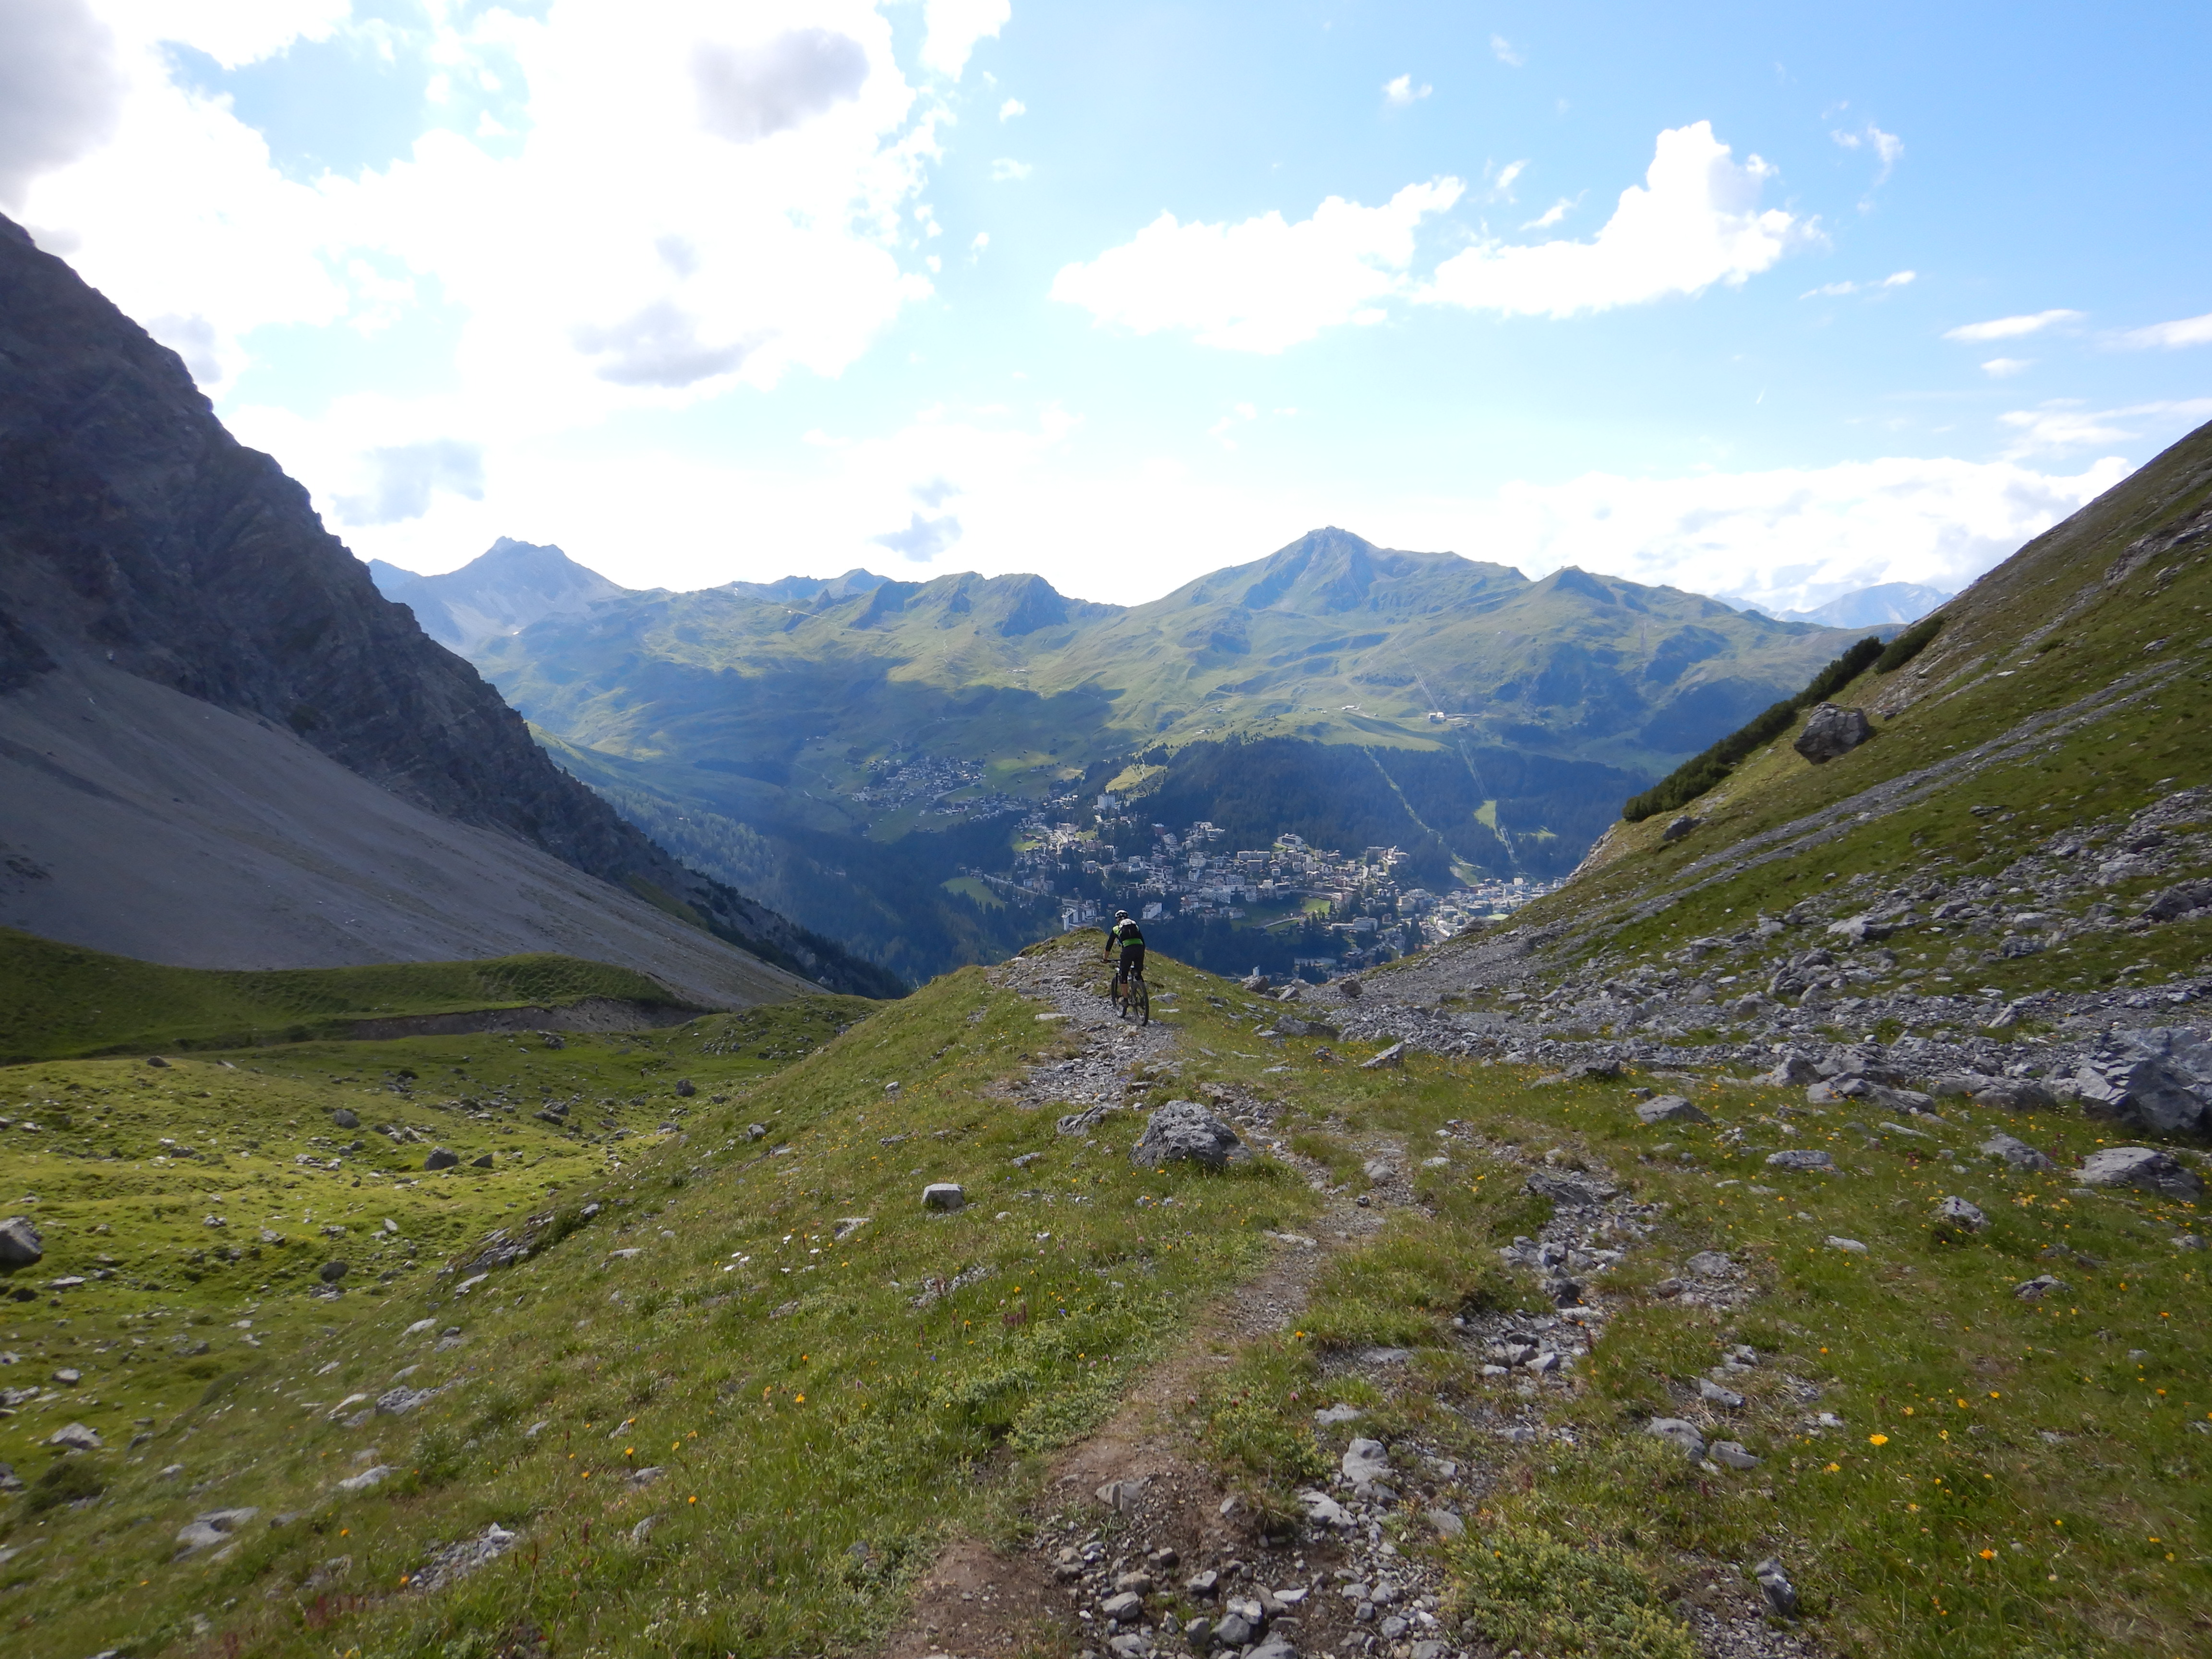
875, 950, 1399, 1659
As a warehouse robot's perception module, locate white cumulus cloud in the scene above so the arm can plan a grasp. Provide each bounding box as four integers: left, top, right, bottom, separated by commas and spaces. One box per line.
1831, 121, 1903, 185
1050, 178, 1465, 353
1382, 74, 1431, 108
998, 96, 1025, 121
1423, 121, 1810, 319
1800, 269, 1913, 299
25, 0, 943, 537
1423, 454, 2134, 617
1998, 398, 2212, 457
1943, 309, 2083, 342
921, 0, 1009, 78
1491, 35, 1524, 67
2116, 312, 2212, 349
1981, 357, 2032, 378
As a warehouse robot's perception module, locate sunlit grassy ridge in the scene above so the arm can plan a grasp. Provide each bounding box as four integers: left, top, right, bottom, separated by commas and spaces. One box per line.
1417, 417, 2212, 998
0, 930, 700, 1063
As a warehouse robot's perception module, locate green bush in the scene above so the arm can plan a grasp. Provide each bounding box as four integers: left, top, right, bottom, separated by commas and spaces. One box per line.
25, 1456, 105, 1514
1452, 1524, 1696, 1659
1205, 1389, 1331, 1485
1875, 613, 1944, 673
1623, 635, 1883, 821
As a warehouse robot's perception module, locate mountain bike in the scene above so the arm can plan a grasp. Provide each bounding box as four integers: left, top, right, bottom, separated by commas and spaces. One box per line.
1115, 964, 1150, 1027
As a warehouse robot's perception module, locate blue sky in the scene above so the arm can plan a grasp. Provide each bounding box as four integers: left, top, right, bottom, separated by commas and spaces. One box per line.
8, 0, 2209, 608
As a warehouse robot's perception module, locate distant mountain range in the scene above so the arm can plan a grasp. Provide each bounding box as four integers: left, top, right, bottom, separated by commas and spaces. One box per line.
1724, 581, 1955, 628
374, 529, 1897, 982
0, 213, 893, 1002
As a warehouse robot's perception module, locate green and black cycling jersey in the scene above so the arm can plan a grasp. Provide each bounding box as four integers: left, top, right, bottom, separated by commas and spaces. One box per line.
1106, 918, 1145, 949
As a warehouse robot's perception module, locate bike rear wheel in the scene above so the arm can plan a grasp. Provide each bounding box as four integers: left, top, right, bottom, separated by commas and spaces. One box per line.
1131, 974, 1150, 1027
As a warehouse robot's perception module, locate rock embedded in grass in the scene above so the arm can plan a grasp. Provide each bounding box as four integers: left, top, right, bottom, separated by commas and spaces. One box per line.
0, 1216, 43, 1267
2075, 1145, 2205, 1200
1934, 1195, 1988, 1230
1765, 1149, 1836, 1172
331, 1108, 359, 1129
922, 1182, 965, 1211
1129, 1101, 1250, 1171
1711, 1441, 1761, 1470
1794, 701, 1873, 763
48, 1422, 100, 1450
423, 1147, 459, 1170
318, 1261, 348, 1283
1981, 1131, 2057, 1172
1646, 1418, 1705, 1458
2014, 1274, 2068, 1299
1635, 1094, 1709, 1125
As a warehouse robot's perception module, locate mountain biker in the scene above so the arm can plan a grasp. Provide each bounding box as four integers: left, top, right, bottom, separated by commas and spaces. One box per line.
1103, 910, 1145, 1002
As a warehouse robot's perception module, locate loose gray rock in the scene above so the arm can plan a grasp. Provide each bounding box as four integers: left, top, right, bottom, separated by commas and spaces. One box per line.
337, 1464, 397, 1491
1636, 1094, 1710, 1125
332, 1108, 360, 1130
1760, 1055, 1822, 1087
1526, 1169, 1617, 1206
1934, 1196, 1988, 1231
1313, 1402, 1363, 1425
2014, 1275, 2067, 1300
423, 1147, 460, 1171
47, 1422, 100, 1450
1765, 1149, 1837, 1172
1685, 1250, 1733, 1278
1826, 1236, 1869, 1254
1342, 1437, 1392, 1488
0, 1216, 42, 1268
174, 1507, 258, 1555
1661, 815, 1702, 842
674, 1078, 695, 1098
1099, 1591, 1145, 1623
1426, 1508, 1466, 1538
1754, 1556, 1799, 1617
1711, 1442, 1762, 1470
1698, 1377, 1745, 1408
1981, 1132, 2057, 1173
318, 1260, 349, 1284
2076, 1145, 2205, 1200
1297, 1487, 1355, 1528
1360, 1042, 1407, 1070
1794, 702, 1873, 763
1130, 1101, 1250, 1171
921, 1182, 965, 1211
1647, 1418, 1706, 1458
406, 1522, 520, 1594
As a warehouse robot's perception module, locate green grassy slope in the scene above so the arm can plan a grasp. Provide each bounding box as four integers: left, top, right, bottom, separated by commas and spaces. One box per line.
4, 936, 2201, 1659
0, 930, 702, 1063
1412, 416, 2212, 1002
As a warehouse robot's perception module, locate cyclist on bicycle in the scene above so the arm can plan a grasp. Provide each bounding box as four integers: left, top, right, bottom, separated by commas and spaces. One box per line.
1103, 909, 1145, 1001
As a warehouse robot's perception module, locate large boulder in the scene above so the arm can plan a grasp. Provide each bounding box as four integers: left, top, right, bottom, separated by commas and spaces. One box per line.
2076, 1146, 2205, 1200
1793, 702, 1873, 764
1130, 1102, 1250, 1171
0, 1216, 43, 1268
2073, 1030, 2212, 1138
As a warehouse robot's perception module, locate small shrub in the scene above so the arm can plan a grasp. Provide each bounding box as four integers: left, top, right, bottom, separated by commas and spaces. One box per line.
25, 1456, 106, 1513
1875, 613, 1944, 673
1204, 1390, 1330, 1485
1452, 1524, 1695, 1659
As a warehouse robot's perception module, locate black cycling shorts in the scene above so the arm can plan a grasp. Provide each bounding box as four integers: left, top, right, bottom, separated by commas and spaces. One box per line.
1117, 943, 1146, 977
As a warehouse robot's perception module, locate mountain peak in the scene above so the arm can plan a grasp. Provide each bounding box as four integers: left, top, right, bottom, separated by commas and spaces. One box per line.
366, 538, 628, 653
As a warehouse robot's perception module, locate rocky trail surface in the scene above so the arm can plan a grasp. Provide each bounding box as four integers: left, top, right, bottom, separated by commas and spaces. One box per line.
877, 953, 1818, 1659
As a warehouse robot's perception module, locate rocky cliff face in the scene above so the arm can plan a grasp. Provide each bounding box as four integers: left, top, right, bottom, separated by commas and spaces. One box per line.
0, 213, 895, 998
